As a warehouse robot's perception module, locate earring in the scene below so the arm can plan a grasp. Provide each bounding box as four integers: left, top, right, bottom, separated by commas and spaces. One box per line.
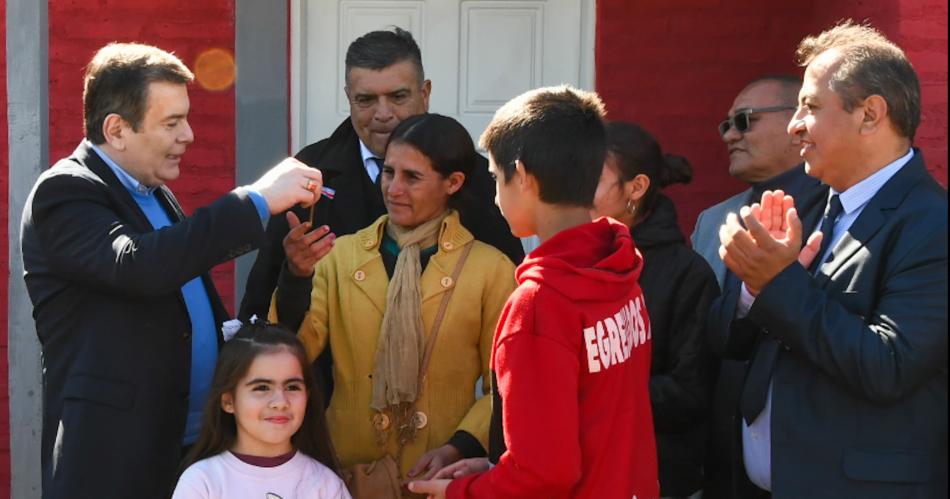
626, 199, 637, 215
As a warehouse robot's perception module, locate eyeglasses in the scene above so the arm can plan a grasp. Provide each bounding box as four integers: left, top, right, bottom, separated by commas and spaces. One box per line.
718, 106, 796, 137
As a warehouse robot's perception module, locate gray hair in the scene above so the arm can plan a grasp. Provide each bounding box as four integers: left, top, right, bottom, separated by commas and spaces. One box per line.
796, 20, 920, 139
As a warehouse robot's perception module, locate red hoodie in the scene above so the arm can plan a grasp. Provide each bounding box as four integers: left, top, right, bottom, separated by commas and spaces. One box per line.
447, 217, 659, 499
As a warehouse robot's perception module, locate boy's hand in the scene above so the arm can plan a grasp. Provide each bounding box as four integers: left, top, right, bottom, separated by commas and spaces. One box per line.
433, 457, 491, 479
408, 478, 450, 499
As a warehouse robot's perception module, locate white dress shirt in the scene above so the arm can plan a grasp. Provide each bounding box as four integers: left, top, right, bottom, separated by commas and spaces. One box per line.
359, 140, 381, 183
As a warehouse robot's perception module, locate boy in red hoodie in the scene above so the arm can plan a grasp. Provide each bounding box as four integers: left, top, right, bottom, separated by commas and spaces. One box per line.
410, 86, 659, 499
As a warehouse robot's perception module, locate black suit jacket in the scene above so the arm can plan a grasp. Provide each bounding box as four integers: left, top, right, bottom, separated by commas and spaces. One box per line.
240, 117, 524, 322
710, 151, 948, 498
21, 141, 266, 498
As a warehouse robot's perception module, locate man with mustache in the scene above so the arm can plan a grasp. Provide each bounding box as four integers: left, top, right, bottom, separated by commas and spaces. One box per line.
240, 27, 523, 327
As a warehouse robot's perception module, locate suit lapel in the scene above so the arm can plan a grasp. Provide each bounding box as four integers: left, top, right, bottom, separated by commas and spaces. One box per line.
313, 119, 383, 233
79, 142, 226, 333
815, 152, 928, 284
156, 186, 186, 222
76, 143, 154, 232
420, 215, 474, 305
348, 222, 389, 315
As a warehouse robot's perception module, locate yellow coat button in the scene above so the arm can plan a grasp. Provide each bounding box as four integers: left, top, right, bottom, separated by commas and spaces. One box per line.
364, 240, 375, 249
440, 276, 453, 288
354, 270, 366, 281
373, 413, 390, 431
412, 411, 428, 429
443, 241, 454, 250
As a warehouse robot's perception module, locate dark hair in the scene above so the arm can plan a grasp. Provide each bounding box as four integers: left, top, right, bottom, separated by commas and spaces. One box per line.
83, 42, 194, 144
796, 20, 920, 139
345, 27, 425, 86
744, 74, 802, 106
181, 322, 337, 473
387, 113, 478, 219
605, 122, 692, 215
480, 85, 606, 207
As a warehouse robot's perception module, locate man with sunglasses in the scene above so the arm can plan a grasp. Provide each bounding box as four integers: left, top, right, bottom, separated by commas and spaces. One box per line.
693, 76, 826, 285
692, 75, 827, 499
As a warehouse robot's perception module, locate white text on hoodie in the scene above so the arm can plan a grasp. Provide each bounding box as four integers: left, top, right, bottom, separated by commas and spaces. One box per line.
582, 296, 650, 373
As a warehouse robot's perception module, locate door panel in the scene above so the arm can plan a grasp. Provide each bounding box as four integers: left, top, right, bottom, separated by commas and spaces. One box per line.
291, 0, 594, 151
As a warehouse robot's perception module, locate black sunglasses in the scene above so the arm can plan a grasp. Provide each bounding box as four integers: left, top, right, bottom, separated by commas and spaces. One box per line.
718, 106, 796, 137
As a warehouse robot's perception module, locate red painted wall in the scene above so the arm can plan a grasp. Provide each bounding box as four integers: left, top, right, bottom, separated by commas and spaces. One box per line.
596, 0, 814, 236
48, 0, 239, 309
597, 0, 949, 237
1, 1, 11, 497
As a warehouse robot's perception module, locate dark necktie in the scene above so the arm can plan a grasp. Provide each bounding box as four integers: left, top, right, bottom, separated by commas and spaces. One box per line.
809, 194, 844, 273
739, 194, 844, 424
740, 337, 779, 425
371, 157, 383, 187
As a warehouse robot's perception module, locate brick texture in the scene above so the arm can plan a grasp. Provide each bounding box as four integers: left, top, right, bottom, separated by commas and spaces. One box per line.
47, 0, 238, 311
812, 0, 948, 186
597, 0, 948, 238
596, 0, 814, 237
1, 1, 10, 496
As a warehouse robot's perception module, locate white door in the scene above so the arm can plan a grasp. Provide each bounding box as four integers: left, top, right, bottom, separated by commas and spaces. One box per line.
290, 0, 596, 152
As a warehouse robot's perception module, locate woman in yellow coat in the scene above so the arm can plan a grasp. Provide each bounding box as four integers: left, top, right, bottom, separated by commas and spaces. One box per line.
275, 114, 516, 485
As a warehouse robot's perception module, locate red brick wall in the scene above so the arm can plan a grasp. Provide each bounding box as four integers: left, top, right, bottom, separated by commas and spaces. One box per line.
1, 1, 11, 496
596, 0, 949, 237
48, 0, 239, 310
596, 0, 814, 236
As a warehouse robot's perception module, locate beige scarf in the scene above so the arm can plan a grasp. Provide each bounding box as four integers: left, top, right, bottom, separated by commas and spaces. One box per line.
371, 211, 449, 443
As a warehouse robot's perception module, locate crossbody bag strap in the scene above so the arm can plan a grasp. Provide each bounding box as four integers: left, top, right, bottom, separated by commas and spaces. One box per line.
391, 242, 474, 479
419, 241, 473, 385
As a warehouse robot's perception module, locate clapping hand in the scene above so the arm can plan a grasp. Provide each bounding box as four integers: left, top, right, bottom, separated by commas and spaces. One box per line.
719, 190, 822, 294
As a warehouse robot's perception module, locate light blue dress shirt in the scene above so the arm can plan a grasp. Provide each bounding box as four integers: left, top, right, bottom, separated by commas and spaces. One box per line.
359, 139, 382, 183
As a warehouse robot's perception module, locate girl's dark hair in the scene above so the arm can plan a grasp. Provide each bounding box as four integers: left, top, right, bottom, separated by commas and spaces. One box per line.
180, 322, 337, 473
605, 121, 692, 214
387, 113, 479, 221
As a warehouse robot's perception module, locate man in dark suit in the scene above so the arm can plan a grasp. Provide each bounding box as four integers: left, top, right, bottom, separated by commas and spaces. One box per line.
240, 27, 523, 324
716, 21, 947, 498
21, 43, 322, 499
693, 76, 827, 499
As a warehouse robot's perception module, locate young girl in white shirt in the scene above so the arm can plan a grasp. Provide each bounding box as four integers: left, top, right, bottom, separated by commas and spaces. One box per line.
173, 322, 350, 499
